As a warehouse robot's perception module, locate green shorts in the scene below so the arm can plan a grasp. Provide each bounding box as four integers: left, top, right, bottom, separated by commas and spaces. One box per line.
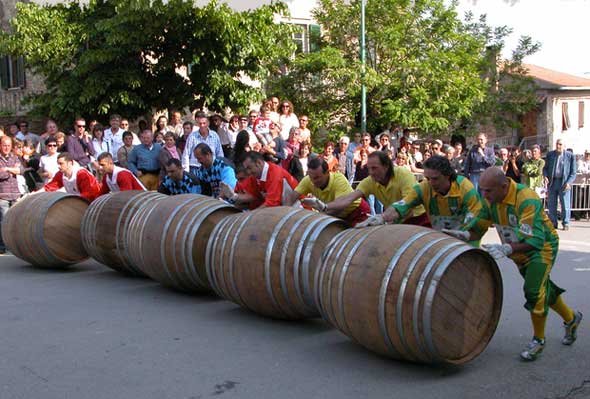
519, 262, 565, 316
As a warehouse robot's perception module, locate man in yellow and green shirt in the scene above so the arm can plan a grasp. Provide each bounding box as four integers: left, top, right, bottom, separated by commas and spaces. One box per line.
478, 167, 582, 362
379, 155, 487, 246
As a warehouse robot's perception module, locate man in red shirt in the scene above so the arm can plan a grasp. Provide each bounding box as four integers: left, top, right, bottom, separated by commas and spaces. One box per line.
37, 152, 101, 202
97, 152, 145, 195
222, 151, 298, 208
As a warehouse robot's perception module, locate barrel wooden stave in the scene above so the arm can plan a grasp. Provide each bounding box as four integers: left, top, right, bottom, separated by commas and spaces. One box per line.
1, 192, 89, 268
206, 206, 347, 320
80, 191, 166, 276
317, 224, 502, 365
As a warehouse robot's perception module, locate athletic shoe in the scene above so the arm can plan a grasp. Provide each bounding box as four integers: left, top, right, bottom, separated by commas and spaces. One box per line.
520, 338, 545, 361
562, 311, 583, 345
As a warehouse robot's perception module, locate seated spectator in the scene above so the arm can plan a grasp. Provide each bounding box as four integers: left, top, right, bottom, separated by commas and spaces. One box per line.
288, 141, 313, 181
38, 137, 60, 184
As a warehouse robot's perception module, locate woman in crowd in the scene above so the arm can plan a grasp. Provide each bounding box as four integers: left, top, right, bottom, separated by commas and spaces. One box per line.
117, 131, 135, 169
153, 131, 165, 145
232, 130, 251, 167
91, 124, 110, 156
55, 132, 67, 153
320, 141, 339, 172
38, 137, 60, 184
278, 99, 299, 141
155, 115, 170, 137
159, 132, 181, 180
288, 141, 312, 181
283, 127, 301, 169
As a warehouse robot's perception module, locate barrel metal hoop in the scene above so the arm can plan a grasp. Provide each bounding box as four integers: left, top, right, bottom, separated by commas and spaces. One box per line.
279, 212, 317, 313
160, 199, 198, 287
130, 200, 161, 275
423, 245, 472, 361
266, 209, 302, 315
396, 236, 447, 359
182, 202, 233, 289
227, 213, 253, 306
378, 229, 432, 358
205, 215, 234, 297
36, 194, 67, 265
117, 192, 151, 267
301, 218, 346, 311
314, 228, 349, 311
412, 241, 464, 360
315, 229, 352, 324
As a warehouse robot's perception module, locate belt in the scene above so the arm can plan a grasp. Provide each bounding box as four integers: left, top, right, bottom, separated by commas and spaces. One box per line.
139, 169, 160, 174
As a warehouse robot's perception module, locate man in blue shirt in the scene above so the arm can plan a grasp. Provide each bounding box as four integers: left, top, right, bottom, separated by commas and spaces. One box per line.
158, 158, 201, 195
128, 129, 162, 190
543, 139, 577, 230
194, 143, 236, 198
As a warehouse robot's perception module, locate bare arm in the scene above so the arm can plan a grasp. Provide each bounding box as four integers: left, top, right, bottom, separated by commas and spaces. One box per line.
326, 190, 364, 213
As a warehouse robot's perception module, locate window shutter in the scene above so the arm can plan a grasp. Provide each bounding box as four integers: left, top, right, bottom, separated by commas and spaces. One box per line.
579, 101, 585, 129
0, 56, 9, 90
309, 24, 321, 53
16, 56, 26, 88
562, 102, 571, 131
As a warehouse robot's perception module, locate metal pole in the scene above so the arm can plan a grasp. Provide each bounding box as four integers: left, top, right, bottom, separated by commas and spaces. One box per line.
360, 0, 367, 133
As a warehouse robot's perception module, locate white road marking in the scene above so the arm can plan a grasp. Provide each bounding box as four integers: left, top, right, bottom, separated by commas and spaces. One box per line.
571, 257, 586, 262
574, 268, 590, 272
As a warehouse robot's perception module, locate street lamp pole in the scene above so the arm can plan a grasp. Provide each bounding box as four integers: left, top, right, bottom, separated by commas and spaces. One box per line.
360, 0, 367, 133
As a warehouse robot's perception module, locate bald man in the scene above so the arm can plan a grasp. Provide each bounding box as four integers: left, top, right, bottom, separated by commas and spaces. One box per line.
478, 167, 582, 361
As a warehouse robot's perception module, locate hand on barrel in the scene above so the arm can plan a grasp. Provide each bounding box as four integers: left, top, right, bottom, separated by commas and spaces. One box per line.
219, 181, 237, 201
302, 196, 327, 212
441, 229, 470, 242
355, 214, 385, 228
482, 243, 512, 260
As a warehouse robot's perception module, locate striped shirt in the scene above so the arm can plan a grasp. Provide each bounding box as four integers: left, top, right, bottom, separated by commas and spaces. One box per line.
182, 130, 224, 171
0, 153, 22, 201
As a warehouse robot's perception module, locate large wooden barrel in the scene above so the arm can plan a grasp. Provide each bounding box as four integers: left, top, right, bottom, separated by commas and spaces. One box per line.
316, 225, 502, 365
80, 191, 166, 276
206, 207, 347, 319
1, 192, 89, 268
127, 194, 239, 292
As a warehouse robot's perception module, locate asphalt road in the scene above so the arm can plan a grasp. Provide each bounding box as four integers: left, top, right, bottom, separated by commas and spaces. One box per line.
0, 224, 588, 399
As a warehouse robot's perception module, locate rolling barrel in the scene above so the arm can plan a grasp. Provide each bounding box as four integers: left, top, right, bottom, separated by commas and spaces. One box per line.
316, 225, 502, 365
128, 194, 239, 292
1, 192, 89, 268
206, 207, 347, 319
80, 191, 166, 276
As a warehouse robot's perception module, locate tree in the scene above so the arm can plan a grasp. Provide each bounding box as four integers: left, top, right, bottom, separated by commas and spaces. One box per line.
267, 0, 488, 137
0, 0, 295, 124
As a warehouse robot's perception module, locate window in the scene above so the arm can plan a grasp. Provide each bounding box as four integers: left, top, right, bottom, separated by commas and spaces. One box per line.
292, 24, 321, 54
0, 55, 26, 90
579, 101, 585, 129
562, 102, 570, 131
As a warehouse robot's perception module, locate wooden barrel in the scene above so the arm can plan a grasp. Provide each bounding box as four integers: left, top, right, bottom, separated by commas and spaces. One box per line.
316, 225, 502, 365
206, 206, 347, 319
127, 194, 240, 292
1, 192, 89, 268
80, 191, 166, 276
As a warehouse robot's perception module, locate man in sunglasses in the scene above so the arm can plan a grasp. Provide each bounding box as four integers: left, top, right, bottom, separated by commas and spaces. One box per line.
65, 118, 95, 168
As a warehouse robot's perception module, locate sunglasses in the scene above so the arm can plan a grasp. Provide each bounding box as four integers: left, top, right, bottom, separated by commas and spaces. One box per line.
299, 119, 308, 122
77, 125, 86, 128
282, 104, 290, 108
47, 144, 58, 147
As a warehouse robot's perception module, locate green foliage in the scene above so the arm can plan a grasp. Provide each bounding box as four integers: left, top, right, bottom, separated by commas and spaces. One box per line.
0, 0, 295, 124
268, 0, 488, 137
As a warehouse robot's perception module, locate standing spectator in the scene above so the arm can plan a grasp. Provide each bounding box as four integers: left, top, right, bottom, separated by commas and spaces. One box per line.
232, 130, 251, 167
261, 122, 286, 165
431, 139, 444, 156
288, 141, 313, 182
227, 115, 241, 149
210, 114, 232, 158
463, 132, 495, 193
353, 133, 376, 163
499, 147, 520, 183
348, 132, 362, 154
128, 130, 162, 191
298, 115, 311, 143
117, 131, 135, 169
158, 132, 181, 181
452, 142, 465, 174
37, 119, 60, 154
283, 127, 301, 169
105, 114, 138, 162
522, 145, 545, 194
17, 120, 39, 148
543, 139, 577, 230
167, 110, 184, 137
90, 124, 110, 157
158, 158, 201, 195
577, 150, 590, 174
176, 121, 193, 154
154, 115, 171, 137
194, 143, 237, 198
378, 132, 393, 154
38, 137, 60, 184
37, 152, 101, 202
182, 112, 223, 174
97, 152, 145, 194
278, 100, 299, 141
65, 118, 95, 168
352, 148, 370, 184
336, 136, 352, 179
445, 146, 461, 175
0, 136, 23, 254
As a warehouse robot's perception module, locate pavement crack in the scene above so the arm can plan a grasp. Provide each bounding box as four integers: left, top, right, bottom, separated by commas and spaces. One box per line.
550, 378, 590, 399
21, 366, 49, 383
